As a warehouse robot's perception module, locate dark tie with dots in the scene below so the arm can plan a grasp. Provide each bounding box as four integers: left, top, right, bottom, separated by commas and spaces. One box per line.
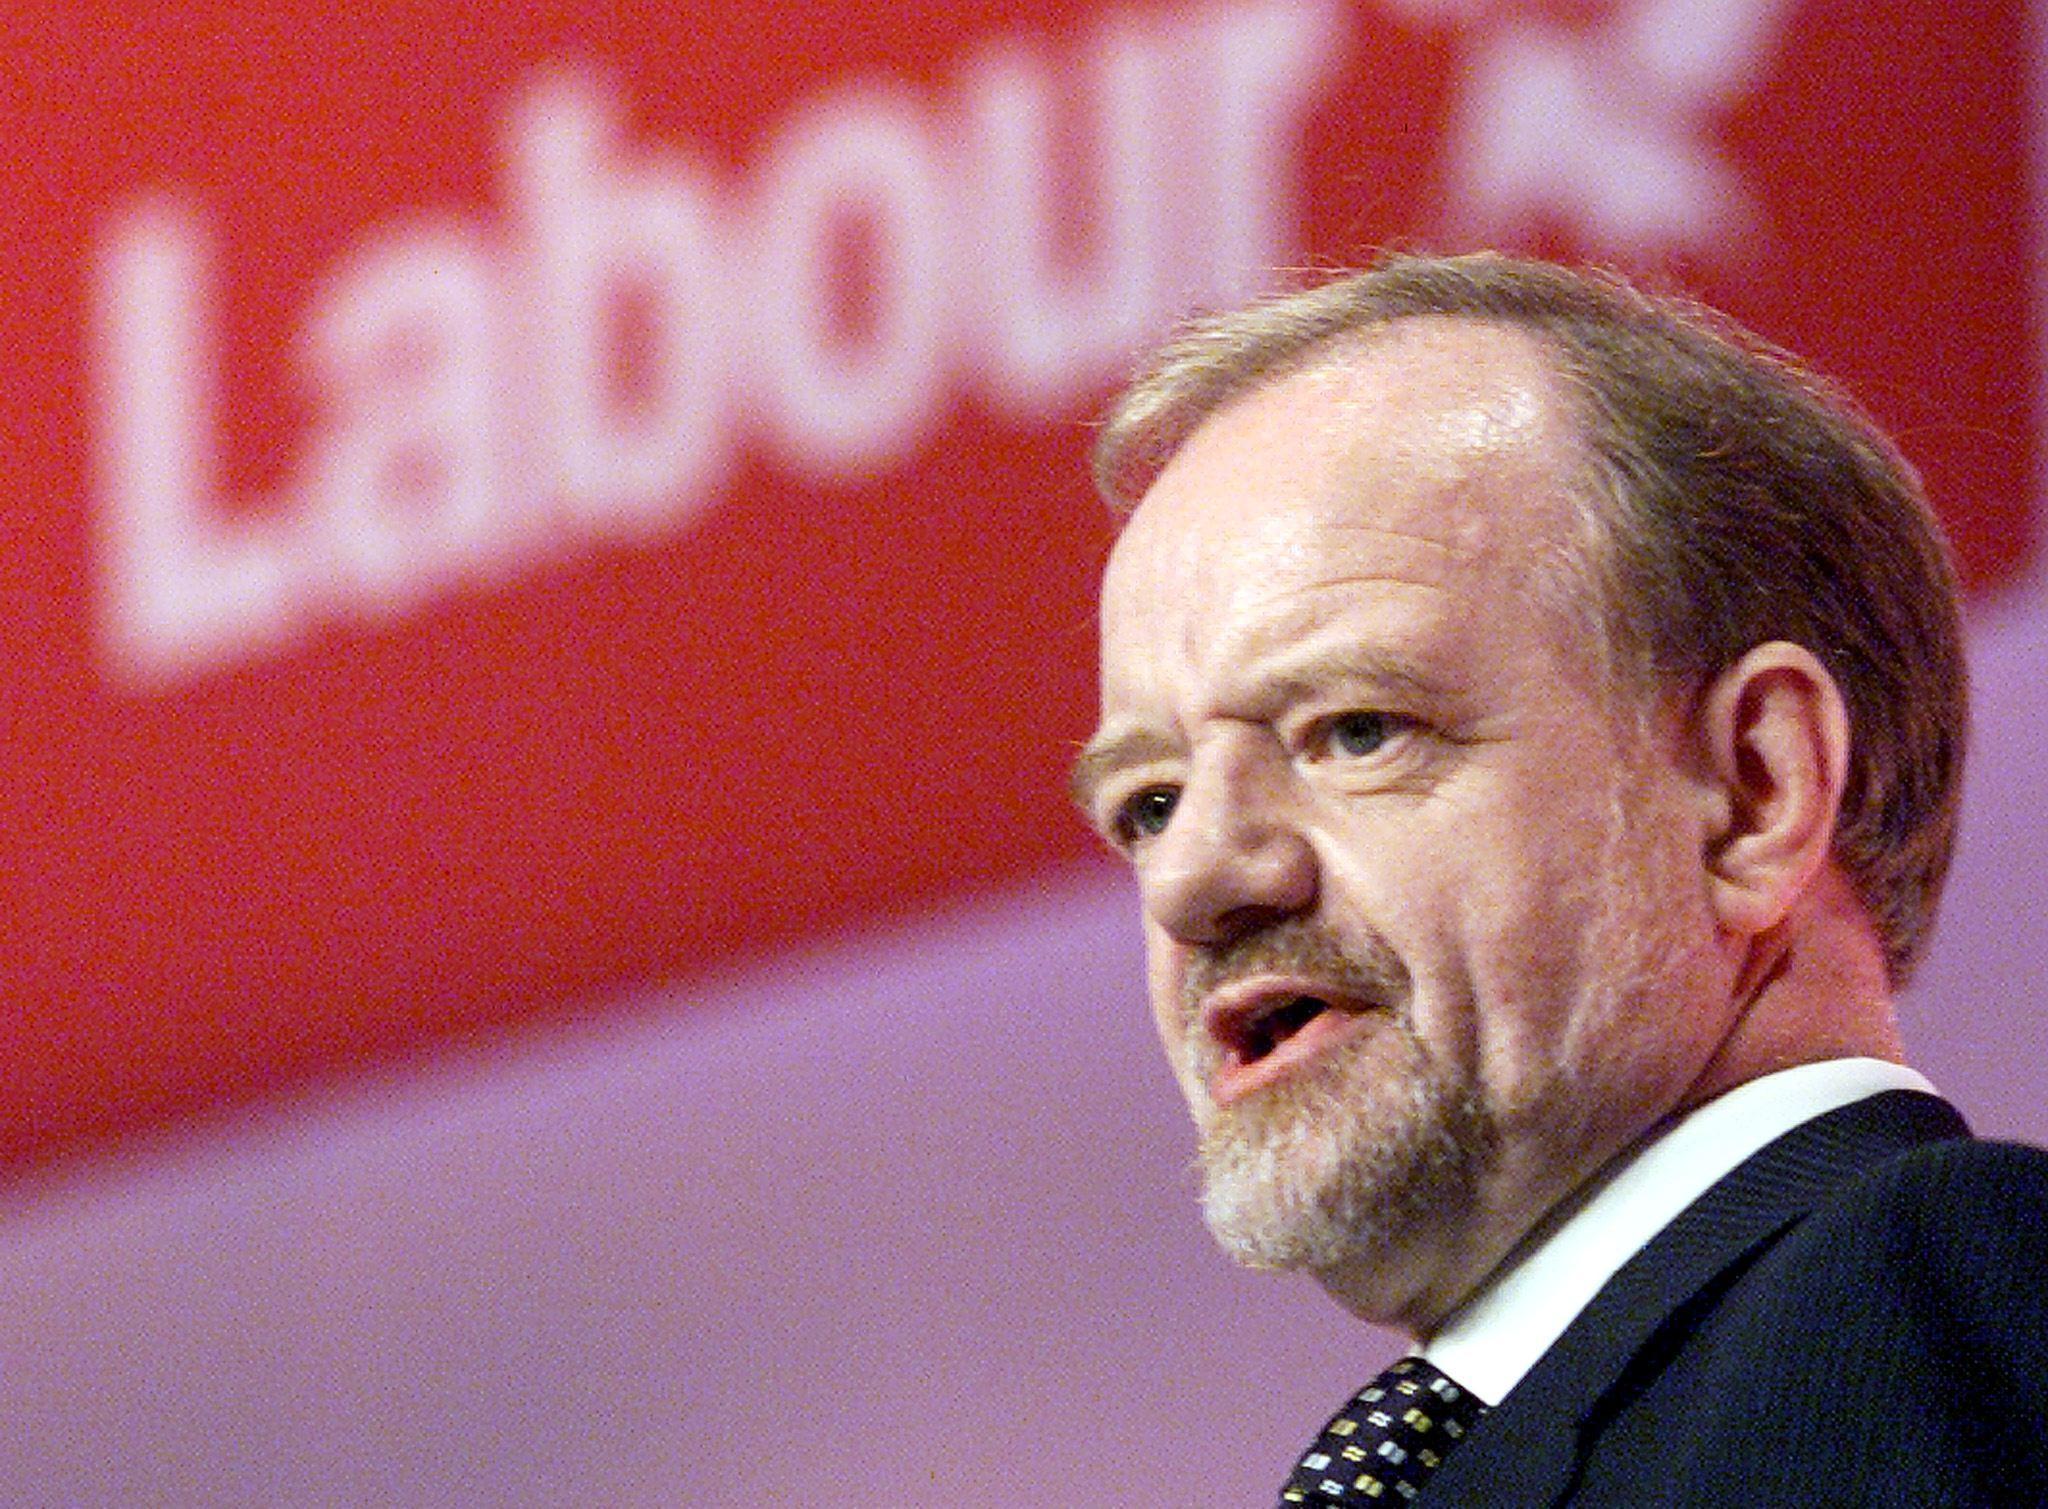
1278, 1356, 1488, 1505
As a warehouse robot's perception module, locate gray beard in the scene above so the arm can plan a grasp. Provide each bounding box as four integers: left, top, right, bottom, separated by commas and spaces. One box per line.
1174, 915, 1495, 1275
1193, 1015, 1495, 1273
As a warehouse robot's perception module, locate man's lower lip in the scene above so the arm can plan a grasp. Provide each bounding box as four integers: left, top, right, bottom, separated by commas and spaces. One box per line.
1208, 1009, 1377, 1108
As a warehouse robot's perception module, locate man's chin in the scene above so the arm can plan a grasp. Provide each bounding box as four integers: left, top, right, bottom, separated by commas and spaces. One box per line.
1197, 1102, 1397, 1272
1193, 1064, 1494, 1280
1200, 1154, 1404, 1274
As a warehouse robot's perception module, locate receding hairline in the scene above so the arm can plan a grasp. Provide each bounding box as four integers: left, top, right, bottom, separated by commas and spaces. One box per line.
1093, 256, 1780, 513
1110, 311, 1598, 504
1106, 313, 1629, 688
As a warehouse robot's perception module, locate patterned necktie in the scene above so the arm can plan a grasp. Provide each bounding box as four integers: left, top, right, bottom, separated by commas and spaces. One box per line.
1278, 1356, 1488, 1505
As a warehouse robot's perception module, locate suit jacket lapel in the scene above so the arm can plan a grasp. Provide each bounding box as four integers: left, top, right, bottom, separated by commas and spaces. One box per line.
1423, 1090, 1969, 1507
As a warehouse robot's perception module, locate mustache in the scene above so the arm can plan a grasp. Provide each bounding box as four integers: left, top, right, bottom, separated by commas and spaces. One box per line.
1179, 918, 1411, 1026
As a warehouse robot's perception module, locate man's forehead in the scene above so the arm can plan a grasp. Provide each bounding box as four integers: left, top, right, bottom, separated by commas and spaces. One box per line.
1105, 319, 1581, 608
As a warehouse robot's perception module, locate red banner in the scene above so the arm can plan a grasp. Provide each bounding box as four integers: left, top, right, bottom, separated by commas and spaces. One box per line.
0, 0, 2030, 1169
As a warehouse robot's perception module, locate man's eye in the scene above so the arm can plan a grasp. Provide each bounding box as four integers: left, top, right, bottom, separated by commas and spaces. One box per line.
1115, 786, 1180, 844
1328, 711, 1398, 757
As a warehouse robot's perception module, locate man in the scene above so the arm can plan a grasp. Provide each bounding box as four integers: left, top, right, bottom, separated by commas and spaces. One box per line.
1072, 253, 2048, 1506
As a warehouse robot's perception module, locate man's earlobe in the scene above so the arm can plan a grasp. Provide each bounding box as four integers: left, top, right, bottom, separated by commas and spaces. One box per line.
1696, 641, 1852, 940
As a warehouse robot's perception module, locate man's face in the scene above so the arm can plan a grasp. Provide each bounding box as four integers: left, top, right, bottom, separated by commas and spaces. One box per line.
1078, 320, 1731, 1330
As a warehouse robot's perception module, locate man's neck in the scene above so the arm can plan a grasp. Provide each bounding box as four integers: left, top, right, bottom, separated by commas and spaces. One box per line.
1416, 1058, 1938, 1405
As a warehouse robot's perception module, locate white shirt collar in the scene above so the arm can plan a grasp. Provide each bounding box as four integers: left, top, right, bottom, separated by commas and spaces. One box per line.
1419, 1058, 1938, 1406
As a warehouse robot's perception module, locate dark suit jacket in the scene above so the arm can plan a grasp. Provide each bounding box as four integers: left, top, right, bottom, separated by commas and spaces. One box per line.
1426, 1091, 2048, 1507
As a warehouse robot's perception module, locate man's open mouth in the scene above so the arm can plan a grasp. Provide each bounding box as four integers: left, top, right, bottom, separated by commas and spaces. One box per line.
1234, 994, 1335, 1063
1195, 971, 1397, 1107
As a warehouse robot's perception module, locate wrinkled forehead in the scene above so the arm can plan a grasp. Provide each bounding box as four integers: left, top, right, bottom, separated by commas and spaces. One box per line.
1101, 320, 1588, 652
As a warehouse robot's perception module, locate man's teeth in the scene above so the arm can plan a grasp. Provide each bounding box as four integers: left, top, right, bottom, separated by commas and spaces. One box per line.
1244, 995, 1329, 1061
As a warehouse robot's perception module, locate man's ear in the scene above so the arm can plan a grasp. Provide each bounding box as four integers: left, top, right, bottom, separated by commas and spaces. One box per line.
1693, 641, 1852, 941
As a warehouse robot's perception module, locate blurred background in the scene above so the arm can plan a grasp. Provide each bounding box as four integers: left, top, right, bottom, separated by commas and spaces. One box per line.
0, 1, 2040, 1502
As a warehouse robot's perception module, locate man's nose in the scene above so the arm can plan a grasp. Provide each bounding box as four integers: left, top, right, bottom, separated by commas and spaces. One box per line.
1142, 746, 1316, 945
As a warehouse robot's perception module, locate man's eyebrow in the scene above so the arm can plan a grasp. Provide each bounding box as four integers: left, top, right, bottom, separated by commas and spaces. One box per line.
1069, 726, 1181, 814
